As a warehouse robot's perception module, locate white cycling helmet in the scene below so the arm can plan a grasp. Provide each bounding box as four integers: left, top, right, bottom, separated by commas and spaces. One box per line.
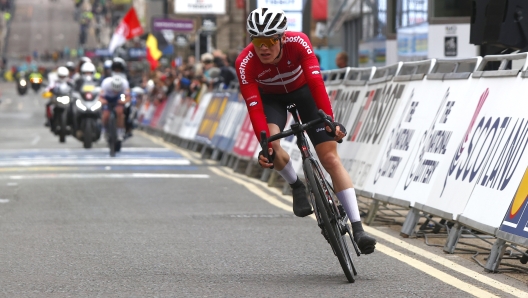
57, 66, 69, 78
110, 76, 124, 93
80, 62, 96, 74
247, 8, 288, 37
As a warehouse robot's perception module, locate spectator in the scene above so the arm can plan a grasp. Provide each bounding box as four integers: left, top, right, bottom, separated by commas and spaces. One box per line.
335, 51, 348, 68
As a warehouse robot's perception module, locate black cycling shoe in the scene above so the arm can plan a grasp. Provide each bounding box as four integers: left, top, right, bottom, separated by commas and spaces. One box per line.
291, 179, 313, 217
354, 231, 377, 255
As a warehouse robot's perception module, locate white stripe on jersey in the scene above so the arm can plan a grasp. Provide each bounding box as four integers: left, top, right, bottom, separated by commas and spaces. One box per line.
257, 68, 304, 86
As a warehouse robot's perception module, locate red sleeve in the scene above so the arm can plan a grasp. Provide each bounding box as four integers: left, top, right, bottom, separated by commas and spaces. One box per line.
235, 47, 270, 147
296, 33, 334, 121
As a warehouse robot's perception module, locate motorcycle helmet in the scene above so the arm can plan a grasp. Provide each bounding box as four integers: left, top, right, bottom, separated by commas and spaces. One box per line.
81, 62, 96, 75
57, 66, 69, 80
110, 76, 124, 93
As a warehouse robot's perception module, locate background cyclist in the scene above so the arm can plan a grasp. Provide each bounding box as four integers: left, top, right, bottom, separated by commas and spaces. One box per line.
99, 75, 130, 141
235, 7, 376, 254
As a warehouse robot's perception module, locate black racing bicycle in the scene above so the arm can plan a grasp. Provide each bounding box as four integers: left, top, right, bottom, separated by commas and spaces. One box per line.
259, 106, 360, 283
107, 101, 122, 157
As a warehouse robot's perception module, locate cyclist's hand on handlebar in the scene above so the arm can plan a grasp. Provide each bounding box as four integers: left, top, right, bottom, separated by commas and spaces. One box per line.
325, 122, 347, 142
258, 148, 275, 168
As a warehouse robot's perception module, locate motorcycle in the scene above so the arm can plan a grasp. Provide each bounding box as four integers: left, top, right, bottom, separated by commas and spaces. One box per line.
72, 82, 102, 149
17, 78, 28, 95
43, 84, 73, 143
30, 77, 43, 93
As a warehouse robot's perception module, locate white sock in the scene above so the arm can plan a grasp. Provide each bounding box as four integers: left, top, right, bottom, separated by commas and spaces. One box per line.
336, 188, 361, 223
276, 159, 298, 184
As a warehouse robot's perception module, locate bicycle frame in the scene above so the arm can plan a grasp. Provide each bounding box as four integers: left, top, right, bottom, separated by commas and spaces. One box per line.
260, 106, 360, 283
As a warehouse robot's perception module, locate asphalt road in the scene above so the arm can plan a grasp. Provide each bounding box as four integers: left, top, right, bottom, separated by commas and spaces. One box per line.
0, 83, 526, 297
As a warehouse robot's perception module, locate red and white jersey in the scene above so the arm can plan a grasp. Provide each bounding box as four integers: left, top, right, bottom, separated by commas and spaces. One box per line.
235, 31, 333, 141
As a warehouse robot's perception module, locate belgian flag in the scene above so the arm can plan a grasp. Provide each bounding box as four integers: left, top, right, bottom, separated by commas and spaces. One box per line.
145, 31, 169, 71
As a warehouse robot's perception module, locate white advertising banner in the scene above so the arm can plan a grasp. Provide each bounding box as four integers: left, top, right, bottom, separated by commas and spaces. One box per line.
257, 0, 303, 11
361, 77, 446, 201
458, 74, 528, 232
362, 59, 478, 202
163, 92, 184, 133
175, 0, 226, 15
425, 58, 527, 220
178, 92, 213, 140
346, 81, 410, 191
391, 75, 479, 207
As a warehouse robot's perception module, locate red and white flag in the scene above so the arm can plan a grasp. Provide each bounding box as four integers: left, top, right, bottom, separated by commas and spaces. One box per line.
108, 7, 143, 53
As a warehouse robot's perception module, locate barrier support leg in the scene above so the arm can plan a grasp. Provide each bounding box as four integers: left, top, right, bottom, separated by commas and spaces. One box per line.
484, 239, 507, 272
244, 160, 254, 177
400, 208, 421, 237
211, 149, 221, 161
443, 223, 463, 254
220, 153, 230, 166
364, 200, 379, 226
227, 156, 237, 168
261, 168, 271, 182
267, 170, 279, 187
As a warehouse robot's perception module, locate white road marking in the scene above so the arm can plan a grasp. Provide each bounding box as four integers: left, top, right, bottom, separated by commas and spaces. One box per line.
0, 159, 190, 167
1, 173, 209, 180
30, 135, 41, 145
0, 147, 172, 154
18, 103, 23, 110
7, 182, 17, 186
0, 199, 9, 203
209, 166, 527, 298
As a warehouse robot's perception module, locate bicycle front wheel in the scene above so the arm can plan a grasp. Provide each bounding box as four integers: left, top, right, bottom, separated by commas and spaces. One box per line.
303, 159, 355, 283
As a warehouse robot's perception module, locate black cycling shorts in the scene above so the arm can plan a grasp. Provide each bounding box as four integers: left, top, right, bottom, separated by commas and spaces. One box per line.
260, 84, 334, 147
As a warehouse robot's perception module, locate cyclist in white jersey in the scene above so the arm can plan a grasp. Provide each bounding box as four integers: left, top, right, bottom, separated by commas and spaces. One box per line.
99, 75, 130, 140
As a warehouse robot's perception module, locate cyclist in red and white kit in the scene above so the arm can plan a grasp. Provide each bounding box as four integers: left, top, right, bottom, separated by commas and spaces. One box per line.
235, 7, 376, 254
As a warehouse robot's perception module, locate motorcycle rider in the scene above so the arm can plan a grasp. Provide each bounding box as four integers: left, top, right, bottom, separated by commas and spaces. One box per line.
44, 66, 72, 127
74, 62, 97, 92
72, 57, 92, 81
66, 61, 76, 79
99, 75, 130, 141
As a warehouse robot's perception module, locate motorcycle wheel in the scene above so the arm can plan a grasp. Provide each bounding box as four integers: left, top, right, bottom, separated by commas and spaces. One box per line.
83, 119, 93, 149
59, 111, 67, 143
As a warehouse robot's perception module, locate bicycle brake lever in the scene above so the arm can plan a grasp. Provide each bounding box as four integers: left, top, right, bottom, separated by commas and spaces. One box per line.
318, 110, 343, 143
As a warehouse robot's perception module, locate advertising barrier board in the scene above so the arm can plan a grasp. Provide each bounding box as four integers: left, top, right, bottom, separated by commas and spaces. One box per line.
365, 59, 479, 204
497, 167, 528, 246
195, 91, 238, 145
178, 92, 213, 140
457, 71, 528, 234
423, 53, 528, 220
232, 114, 259, 159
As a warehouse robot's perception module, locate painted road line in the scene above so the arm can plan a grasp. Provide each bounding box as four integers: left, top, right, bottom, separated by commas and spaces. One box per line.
0, 147, 174, 154
30, 135, 40, 145
0, 173, 209, 180
0, 199, 9, 203
136, 131, 203, 165
0, 159, 191, 167
208, 166, 526, 298
0, 165, 198, 172
376, 243, 499, 298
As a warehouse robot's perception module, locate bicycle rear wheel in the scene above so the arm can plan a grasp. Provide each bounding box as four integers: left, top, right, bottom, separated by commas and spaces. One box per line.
303, 159, 355, 283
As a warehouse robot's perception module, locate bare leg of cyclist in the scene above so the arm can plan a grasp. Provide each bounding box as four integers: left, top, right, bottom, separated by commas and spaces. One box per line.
315, 141, 377, 254
101, 109, 109, 138
116, 105, 125, 141
268, 123, 312, 217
